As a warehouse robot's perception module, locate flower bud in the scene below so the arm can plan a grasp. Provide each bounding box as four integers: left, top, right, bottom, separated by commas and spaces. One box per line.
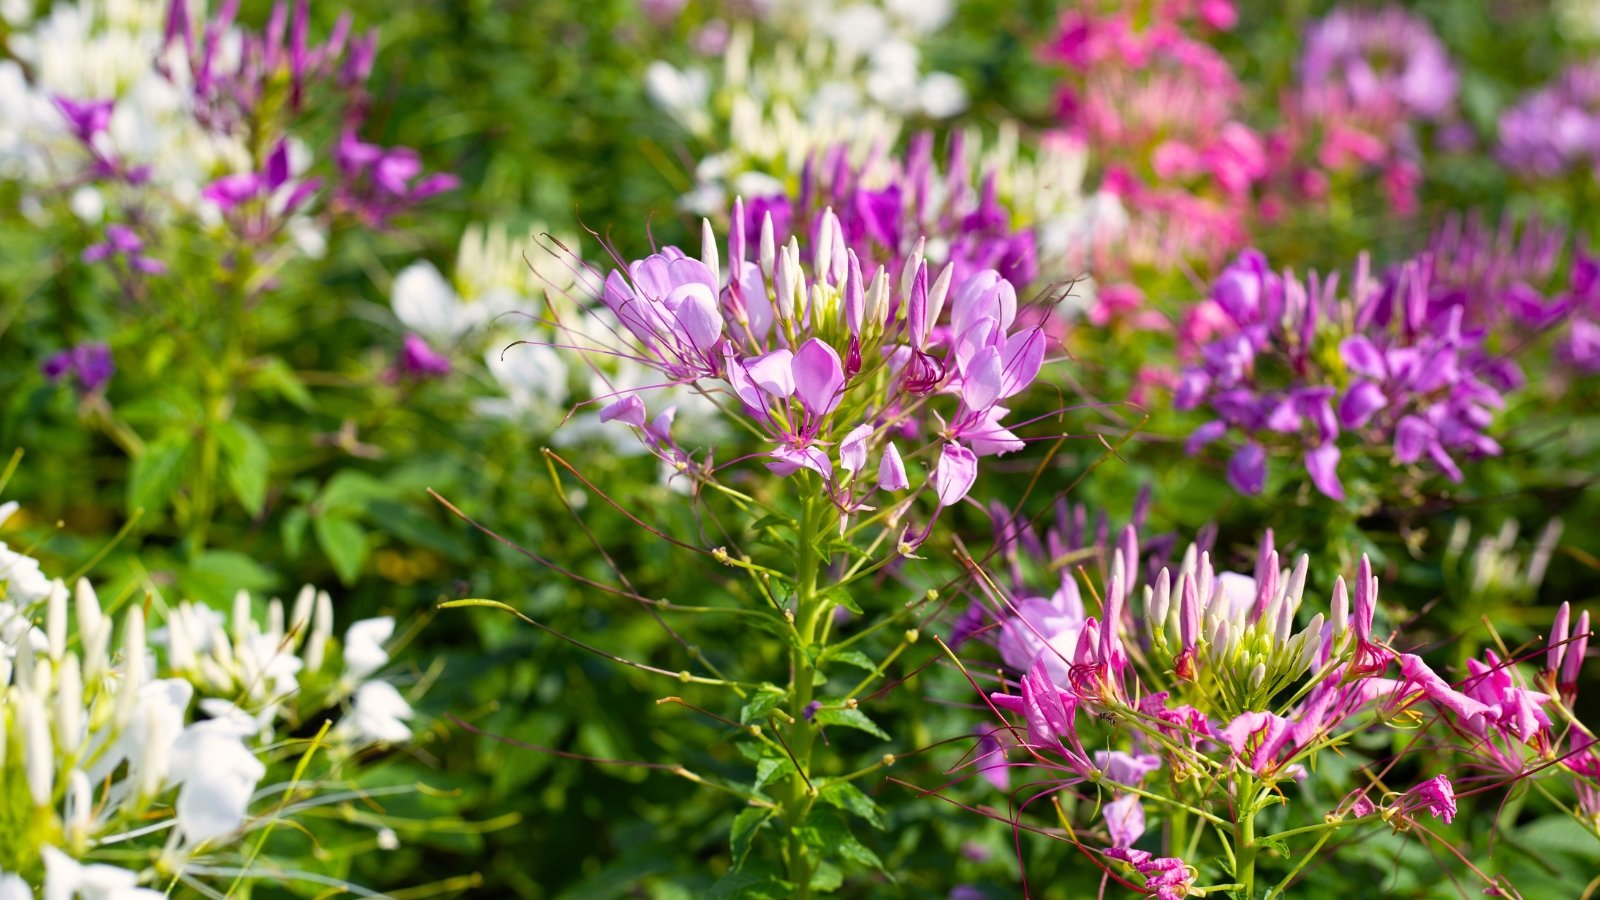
115, 606, 146, 728
231, 589, 252, 647
1549, 602, 1571, 674
1330, 577, 1349, 639
21, 691, 54, 806
701, 217, 720, 283
927, 262, 953, 331
56, 653, 84, 756
759, 211, 776, 279
1148, 569, 1171, 630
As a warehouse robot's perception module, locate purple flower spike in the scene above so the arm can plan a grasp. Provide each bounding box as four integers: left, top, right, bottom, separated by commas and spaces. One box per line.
878, 443, 910, 491
1394, 775, 1457, 825
1338, 380, 1388, 429
41, 350, 75, 383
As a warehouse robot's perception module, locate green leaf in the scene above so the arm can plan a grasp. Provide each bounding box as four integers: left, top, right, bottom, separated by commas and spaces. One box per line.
215, 419, 270, 516
739, 688, 787, 725
822, 649, 876, 672
748, 513, 796, 533
313, 514, 368, 585
365, 499, 472, 560
796, 808, 884, 873
808, 861, 843, 893
729, 807, 773, 871
825, 589, 863, 615
281, 506, 310, 559
127, 431, 191, 516
812, 706, 890, 741
819, 781, 884, 830
318, 470, 394, 516
707, 868, 792, 900
178, 550, 278, 606
753, 757, 794, 792
249, 357, 314, 410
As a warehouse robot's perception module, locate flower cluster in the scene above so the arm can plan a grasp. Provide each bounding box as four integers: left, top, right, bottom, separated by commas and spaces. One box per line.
1176, 248, 1516, 499
741, 131, 1041, 296
651, 0, 973, 226
0, 0, 455, 280
1497, 61, 1600, 181
958, 525, 1583, 895
0, 501, 415, 892
1045, 0, 1263, 281
1423, 214, 1600, 377
1278, 5, 1458, 215
575, 203, 1049, 520
40, 343, 115, 396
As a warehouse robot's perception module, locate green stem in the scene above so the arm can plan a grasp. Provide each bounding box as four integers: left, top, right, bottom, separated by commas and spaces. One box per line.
783, 491, 824, 897
1235, 778, 1258, 900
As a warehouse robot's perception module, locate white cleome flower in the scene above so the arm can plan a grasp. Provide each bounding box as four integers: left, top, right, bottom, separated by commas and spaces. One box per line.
342, 617, 396, 682
41, 847, 164, 900
338, 680, 414, 745
168, 717, 267, 844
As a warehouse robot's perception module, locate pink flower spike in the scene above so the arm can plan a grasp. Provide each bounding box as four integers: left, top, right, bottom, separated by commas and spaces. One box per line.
1220, 710, 1293, 775
792, 338, 845, 415
1020, 660, 1074, 749
932, 444, 978, 507
878, 443, 910, 491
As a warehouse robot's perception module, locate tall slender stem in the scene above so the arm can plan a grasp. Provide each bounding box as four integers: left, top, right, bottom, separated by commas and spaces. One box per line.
783, 490, 824, 897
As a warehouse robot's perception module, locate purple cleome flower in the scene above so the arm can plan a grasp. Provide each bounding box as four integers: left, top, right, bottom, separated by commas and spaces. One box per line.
42, 343, 116, 395
1496, 61, 1600, 180
748, 133, 1040, 295
1178, 247, 1515, 499
1299, 6, 1458, 122
571, 201, 1050, 522
82, 225, 166, 275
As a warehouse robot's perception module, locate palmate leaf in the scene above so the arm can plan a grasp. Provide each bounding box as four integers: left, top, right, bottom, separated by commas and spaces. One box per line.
812, 705, 890, 741
126, 430, 191, 516
797, 807, 885, 874
313, 513, 367, 585
818, 781, 885, 830
215, 418, 270, 516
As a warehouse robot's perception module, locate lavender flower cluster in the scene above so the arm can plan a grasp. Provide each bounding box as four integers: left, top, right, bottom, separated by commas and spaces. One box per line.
1176, 248, 1517, 499
585, 200, 1049, 520
744, 132, 1040, 297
